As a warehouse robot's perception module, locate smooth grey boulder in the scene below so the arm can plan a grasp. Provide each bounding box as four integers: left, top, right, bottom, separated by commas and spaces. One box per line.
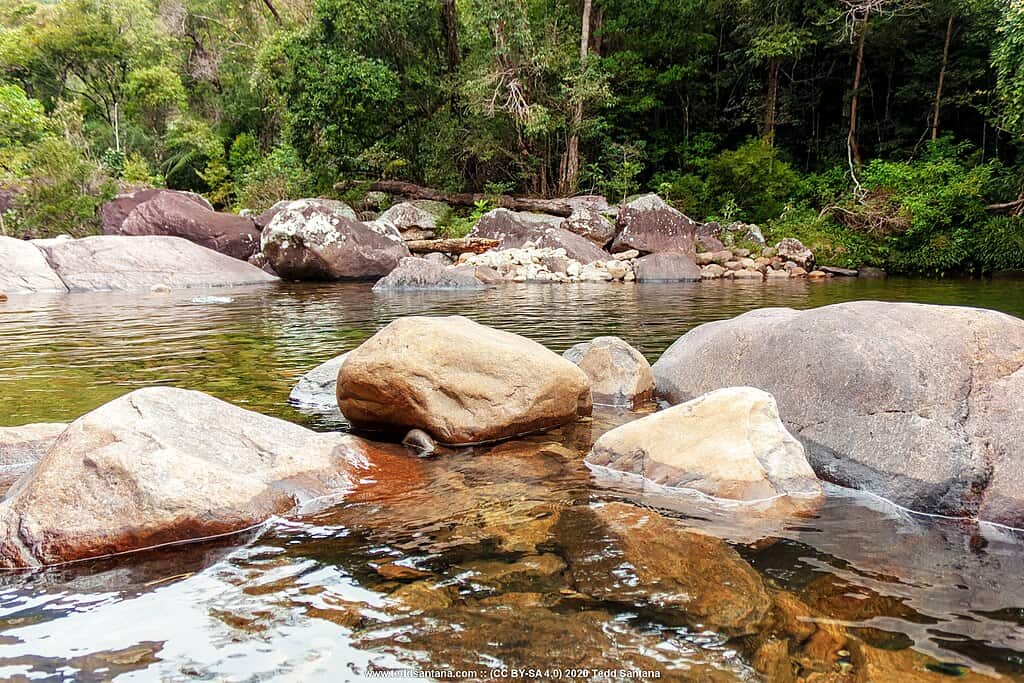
36, 235, 277, 292
0, 236, 68, 294
378, 202, 438, 239
372, 257, 487, 291
651, 301, 1024, 526
0, 387, 375, 567
633, 252, 702, 282
563, 336, 654, 407
113, 191, 260, 260
289, 352, 349, 419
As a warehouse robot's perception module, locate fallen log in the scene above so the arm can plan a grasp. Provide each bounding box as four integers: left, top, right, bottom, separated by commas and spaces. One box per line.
360, 180, 575, 217
405, 237, 500, 255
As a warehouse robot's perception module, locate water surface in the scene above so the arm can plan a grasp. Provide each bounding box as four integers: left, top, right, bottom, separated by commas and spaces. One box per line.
1, 277, 1023, 681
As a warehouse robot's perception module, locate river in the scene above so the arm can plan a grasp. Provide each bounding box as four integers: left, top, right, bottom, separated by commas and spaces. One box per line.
0, 277, 1022, 681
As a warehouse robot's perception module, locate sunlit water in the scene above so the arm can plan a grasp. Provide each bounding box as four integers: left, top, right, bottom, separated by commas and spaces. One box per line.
1, 277, 1023, 681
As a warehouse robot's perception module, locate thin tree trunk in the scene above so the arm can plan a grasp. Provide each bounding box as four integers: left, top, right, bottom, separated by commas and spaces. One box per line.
558, 0, 592, 196
441, 0, 459, 71
763, 57, 780, 146
260, 0, 282, 24
931, 15, 954, 141
848, 17, 868, 169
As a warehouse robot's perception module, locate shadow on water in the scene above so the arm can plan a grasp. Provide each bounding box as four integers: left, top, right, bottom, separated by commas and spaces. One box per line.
1, 278, 1024, 679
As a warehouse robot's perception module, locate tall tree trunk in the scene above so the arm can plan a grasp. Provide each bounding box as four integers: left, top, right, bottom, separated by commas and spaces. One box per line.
441, 0, 459, 72
763, 57, 780, 146
931, 15, 954, 141
848, 16, 868, 169
558, 0, 592, 196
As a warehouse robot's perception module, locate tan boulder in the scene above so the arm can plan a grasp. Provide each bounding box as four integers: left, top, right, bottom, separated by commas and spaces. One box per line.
0, 387, 372, 567
586, 387, 823, 504
337, 316, 592, 444
562, 336, 654, 407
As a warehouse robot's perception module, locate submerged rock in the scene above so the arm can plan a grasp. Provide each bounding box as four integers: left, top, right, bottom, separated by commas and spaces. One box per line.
611, 193, 698, 255
586, 387, 823, 504
337, 316, 592, 445
260, 198, 409, 280
556, 502, 772, 634
562, 336, 654, 407
0, 423, 67, 491
0, 236, 68, 294
372, 257, 487, 291
111, 191, 261, 260
0, 387, 372, 568
37, 235, 277, 292
288, 352, 349, 419
652, 301, 1024, 525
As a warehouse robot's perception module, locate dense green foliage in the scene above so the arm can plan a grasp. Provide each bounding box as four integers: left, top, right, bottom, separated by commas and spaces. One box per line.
1, 0, 1023, 272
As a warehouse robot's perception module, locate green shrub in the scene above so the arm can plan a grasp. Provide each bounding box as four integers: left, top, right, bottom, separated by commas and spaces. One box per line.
765, 206, 886, 269
233, 143, 312, 213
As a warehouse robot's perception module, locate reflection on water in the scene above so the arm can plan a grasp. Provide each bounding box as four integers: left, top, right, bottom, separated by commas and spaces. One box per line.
1, 278, 1024, 680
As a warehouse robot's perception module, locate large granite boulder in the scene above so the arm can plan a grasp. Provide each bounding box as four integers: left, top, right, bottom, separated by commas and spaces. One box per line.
0, 387, 374, 568
775, 238, 814, 270
112, 191, 261, 260
469, 208, 608, 263
633, 252, 701, 281
36, 235, 277, 292
561, 207, 616, 247
99, 189, 212, 234
586, 387, 823, 504
254, 198, 358, 230
337, 316, 592, 445
652, 301, 1024, 526
378, 202, 439, 240
611, 194, 697, 255
0, 236, 67, 294
372, 257, 487, 291
261, 199, 409, 280
556, 502, 772, 634
563, 336, 654, 407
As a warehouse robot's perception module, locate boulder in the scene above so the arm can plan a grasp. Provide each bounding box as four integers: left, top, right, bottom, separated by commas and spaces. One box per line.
113, 191, 261, 260
633, 252, 701, 282
610, 194, 697, 255
556, 502, 772, 634
587, 387, 823, 505
372, 257, 487, 291
378, 202, 439, 239
775, 238, 814, 270
651, 301, 1024, 525
563, 337, 654, 407
337, 316, 592, 444
0, 422, 67, 493
289, 352, 349, 418
561, 206, 616, 247
820, 265, 858, 277
255, 198, 357, 230
99, 189, 212, 234
469, 208, 608, 263
0, 387, 373, 567
261, 199, 409, 280
37, 235, 277, 292
0, 236, 67, 294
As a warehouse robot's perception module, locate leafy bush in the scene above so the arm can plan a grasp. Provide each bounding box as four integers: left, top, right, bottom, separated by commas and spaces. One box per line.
233, 143, 312, 213
765, 206, 885, 268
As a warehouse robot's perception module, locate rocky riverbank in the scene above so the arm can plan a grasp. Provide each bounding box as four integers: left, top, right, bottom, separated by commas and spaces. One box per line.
0, 188, 881, 298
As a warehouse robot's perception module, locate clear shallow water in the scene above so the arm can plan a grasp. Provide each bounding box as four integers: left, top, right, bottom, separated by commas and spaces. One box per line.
0, 278, 1023, 681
